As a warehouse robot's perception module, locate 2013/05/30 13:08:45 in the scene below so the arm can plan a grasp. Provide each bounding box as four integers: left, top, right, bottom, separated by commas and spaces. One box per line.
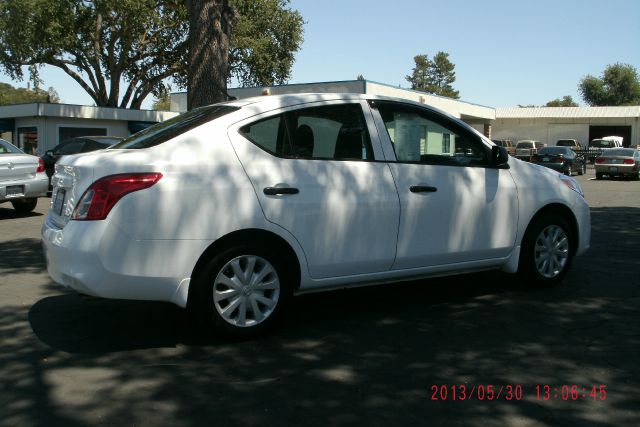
430, 384, 607, 401
536, 384, 607, 401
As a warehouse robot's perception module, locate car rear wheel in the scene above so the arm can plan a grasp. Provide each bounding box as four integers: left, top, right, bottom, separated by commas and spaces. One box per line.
577, 162, 585, 175
519, 214, 573, 287
192, 245, 293, 338
11, 198, 37, 213
595, 172, 603, 180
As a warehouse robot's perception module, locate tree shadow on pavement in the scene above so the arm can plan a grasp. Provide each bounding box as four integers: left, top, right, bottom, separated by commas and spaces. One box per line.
1, 207, 637, 426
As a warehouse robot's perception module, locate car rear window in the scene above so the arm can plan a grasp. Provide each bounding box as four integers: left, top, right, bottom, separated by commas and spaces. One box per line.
539, 147, 569, 155
112, 105, 239, 149
0, 139, 23, 154
517, 142, 533, 148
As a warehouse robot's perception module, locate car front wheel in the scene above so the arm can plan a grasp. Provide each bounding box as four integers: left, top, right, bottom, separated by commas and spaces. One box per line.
519, 214, 573, 287
193, 245, 293, 338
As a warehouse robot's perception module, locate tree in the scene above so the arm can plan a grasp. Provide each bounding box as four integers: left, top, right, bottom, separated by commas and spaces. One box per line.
229, 0, 304, 88
186, 0, 236, 109
405, 52, 459, 99
578, 63, 640, 106
545, 95, 579, 107
0, 82, 59, 105
152, 85, 171, 110
0, 0, 303, 109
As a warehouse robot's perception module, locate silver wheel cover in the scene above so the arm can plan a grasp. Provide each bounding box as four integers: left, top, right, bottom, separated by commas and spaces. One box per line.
213, 255, 281, 327
534, 225, 569, 279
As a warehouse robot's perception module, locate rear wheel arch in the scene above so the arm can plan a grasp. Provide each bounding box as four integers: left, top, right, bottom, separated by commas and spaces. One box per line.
187, 228, 302, 310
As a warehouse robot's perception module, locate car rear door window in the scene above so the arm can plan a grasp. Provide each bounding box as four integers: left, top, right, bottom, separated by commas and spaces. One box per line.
239, 104, 374, 161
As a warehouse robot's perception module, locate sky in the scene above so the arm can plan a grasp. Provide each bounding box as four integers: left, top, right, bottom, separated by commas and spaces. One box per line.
1, 0, 639, 109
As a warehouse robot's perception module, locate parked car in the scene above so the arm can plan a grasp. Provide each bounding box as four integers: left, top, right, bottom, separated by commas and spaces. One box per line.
556, 139, 582, 151
594, 148, 640, 180
41, 136, 123, 188
0, 138, 48, 213
515, 140, 546, 161
531, 146, 586, 176
492, 139, 516, 156
587, 137, 624, 163
42, 94, 591, 338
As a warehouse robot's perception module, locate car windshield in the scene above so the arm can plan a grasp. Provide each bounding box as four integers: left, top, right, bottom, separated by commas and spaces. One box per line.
557, 140, 576, 146
112, 105, 239, 149
0, 139, 24, 154
517, 142, 533, 148
604, 149, 635, 157
539, 147, 569, 155
590, 140, 614, 148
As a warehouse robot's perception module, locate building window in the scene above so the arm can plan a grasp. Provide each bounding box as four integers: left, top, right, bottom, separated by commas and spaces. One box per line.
17, 127, 38, 155
58, 127, 107, 145
442, 133, 451, 153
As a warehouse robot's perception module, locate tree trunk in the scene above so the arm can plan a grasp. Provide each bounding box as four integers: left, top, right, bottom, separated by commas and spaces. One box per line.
186, 0, 236, 110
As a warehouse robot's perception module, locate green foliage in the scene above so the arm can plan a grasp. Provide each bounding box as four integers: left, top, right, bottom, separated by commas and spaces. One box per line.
152, 85, 171, 110
0, 0, 304, 108
0, 82, 59, 104
406, 52, 459, 99
228, 0, 304, 87
545, 95, 579, 107
578, 63, 640, 106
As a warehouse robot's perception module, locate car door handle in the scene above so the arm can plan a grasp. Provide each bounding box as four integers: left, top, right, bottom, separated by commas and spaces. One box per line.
263, 187, 299, 195
410, 185, 438, 193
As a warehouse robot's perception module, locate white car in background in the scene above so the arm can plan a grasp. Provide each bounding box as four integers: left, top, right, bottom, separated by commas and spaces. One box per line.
0, 138, 48, 213
42, 94, 590, 338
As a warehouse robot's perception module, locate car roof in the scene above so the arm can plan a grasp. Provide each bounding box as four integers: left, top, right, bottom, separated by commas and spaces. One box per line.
222, 92, 461, 121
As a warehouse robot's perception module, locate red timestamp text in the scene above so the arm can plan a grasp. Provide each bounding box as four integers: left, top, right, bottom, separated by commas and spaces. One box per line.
430, 384, 524, 401
535, 384, 607, 401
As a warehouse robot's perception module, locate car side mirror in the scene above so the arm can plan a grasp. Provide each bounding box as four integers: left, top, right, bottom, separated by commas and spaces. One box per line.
491, 145, 509, 167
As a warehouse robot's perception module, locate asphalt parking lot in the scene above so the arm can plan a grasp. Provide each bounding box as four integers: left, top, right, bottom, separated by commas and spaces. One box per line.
1, 170, 639, 427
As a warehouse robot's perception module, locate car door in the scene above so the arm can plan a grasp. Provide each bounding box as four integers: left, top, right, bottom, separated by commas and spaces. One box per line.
369, 100, 518, 270
229, 100, 400, 279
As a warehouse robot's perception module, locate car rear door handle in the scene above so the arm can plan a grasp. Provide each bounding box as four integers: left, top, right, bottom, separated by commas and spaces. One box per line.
410, 185, 437, 193
263, 187, 299, 195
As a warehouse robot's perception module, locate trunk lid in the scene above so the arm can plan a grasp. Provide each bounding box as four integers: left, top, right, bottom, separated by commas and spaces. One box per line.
0, 153, 38, 182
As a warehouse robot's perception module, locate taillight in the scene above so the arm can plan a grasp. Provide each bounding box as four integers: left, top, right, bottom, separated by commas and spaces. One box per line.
37, 157, 45, 173
623, 159, 634, 165
595, 158, 605, 164
72, 173, 162, 221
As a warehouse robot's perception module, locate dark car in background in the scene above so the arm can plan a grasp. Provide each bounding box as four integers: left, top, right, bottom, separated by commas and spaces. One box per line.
41, 136, 123, 188
531, 146, 586, 176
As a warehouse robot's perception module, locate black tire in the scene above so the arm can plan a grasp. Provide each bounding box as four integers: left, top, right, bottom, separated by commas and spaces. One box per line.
577, 162, 584, 176
564, 167, 571, 176
191, 244, 294, 339
11, 198, 38, 213
518, 214, 574, 288
595, 172, 603, 180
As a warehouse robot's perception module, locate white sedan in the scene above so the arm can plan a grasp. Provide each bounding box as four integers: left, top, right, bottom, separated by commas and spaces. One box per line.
1, 139, 48, 212
42, 94, 590, 338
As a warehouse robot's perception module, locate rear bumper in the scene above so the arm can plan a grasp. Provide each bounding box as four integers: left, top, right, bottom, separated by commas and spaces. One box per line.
41, 216, 206, 308
0, 173, 48, 202
594, 164, 637, 176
